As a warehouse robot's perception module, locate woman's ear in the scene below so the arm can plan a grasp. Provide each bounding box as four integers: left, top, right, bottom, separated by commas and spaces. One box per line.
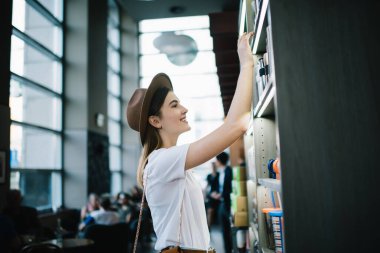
148, 115, 162, 129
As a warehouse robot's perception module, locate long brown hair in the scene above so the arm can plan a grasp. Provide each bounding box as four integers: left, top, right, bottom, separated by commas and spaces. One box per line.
137, 86, 171, 187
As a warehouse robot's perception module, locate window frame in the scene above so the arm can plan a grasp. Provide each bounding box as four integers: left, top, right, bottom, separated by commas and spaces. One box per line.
107, 0, 124, 195
9, 0, 65, 212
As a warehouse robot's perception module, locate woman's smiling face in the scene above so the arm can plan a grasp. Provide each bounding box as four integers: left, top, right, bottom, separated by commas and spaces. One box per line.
157, 91, 191, 136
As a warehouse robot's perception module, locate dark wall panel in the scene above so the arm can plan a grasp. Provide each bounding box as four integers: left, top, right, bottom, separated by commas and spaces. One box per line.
270, 0, 380, 252
87, 131, 110, 195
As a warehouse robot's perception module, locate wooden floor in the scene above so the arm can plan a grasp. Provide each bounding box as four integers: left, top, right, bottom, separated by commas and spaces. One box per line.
139, 225, 226, 253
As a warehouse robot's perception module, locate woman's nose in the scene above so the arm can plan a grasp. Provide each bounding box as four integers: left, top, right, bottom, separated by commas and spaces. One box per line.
182, 105, 188, 114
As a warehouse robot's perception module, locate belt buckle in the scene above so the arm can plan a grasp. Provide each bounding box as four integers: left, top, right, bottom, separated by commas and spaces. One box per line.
207, 247, 216, 253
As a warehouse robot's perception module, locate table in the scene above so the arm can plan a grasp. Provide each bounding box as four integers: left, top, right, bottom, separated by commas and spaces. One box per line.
42, 238, 94, 252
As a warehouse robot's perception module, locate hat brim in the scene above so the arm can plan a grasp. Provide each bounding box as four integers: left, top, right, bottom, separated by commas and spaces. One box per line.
139, 73, 173, 144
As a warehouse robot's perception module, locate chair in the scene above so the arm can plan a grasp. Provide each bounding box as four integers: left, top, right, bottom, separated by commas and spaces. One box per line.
59, 208, 81, 238
82, 223, 130, 253
20, 243, 63, 253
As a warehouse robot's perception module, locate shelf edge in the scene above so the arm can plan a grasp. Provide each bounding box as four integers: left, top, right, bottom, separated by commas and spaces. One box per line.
253, 79, 274, 117
252, 0, 269, 54
258, 178, 281, 192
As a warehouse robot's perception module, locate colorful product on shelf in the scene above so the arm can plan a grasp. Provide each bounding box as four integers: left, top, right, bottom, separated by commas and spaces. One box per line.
267, 158, 281, 179
267, 159, 276, 178
236, 196, 248, 212
231, 193, 237, 214
269, 210, 284, 253
234, 211, 249, 227
262, 207, 281, 250
233, 181, 248, 196
233, 166, 247, 181
273, 158, 280, 179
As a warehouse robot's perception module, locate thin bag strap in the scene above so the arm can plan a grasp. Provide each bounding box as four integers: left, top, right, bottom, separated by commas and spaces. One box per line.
177, 181, 186, 246
132, 179, 146, 253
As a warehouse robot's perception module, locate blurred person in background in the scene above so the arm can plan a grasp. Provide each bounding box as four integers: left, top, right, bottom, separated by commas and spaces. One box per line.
79, 194, 120, 231
80, 192, 100, 221
205, 161, 220, 228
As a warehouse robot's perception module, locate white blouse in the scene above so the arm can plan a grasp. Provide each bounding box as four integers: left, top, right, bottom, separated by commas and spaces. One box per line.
143, 144, 210, 251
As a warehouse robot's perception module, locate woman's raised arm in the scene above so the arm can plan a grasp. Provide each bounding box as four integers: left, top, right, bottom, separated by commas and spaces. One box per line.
185, 32, 256, 170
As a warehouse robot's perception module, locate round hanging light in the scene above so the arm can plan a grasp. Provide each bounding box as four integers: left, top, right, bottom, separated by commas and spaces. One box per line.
153, 31, 198, 66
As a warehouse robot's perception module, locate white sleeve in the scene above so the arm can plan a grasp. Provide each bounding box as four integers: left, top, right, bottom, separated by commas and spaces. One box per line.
149, 144, 189, 183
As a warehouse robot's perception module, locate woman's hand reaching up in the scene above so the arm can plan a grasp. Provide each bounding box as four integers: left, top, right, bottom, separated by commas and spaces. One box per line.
237, 32, 254, 68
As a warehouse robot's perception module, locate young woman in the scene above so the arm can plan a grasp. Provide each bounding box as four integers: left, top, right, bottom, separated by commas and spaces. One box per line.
126, 32, 254, 252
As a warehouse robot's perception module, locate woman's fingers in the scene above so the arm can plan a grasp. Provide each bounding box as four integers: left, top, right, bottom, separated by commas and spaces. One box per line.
238, 32, 254, 45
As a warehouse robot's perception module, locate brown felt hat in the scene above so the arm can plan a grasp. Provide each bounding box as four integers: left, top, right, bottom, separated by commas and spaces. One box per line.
126, 73, 173, 145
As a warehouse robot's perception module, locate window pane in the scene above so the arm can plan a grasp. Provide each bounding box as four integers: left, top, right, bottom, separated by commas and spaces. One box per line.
10, 124, 62, 169
139, 16, 209, 33
107, 70, 121, 95
108, 0, 120, 26
109, 146, 121, 171
108, 120, 121, 146
111, 172, 122, 196
178, 120, 223, 146
140, 51, 216, 77
108, 46, 120, 72
139, 29, 213, 55
108, 95, 121, 121
10, 170, 62, 211
108, 24, 120, 49
12, 0, 63, 56
10, 79, 62, 130
10, 35, 62, 93
181, 97, 224, 122
37, 0, 64, 21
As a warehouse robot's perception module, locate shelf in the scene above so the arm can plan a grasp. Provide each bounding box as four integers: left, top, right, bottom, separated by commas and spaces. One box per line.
252, 0, 269, 54
253, 79, 275, 117
258, 178, 281, 192
247, 176, 257, 182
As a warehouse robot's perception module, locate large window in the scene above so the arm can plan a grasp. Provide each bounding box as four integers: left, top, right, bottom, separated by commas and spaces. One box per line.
139, 16, 224, 183
9, 0, 64, 211
107, 0, 123, 195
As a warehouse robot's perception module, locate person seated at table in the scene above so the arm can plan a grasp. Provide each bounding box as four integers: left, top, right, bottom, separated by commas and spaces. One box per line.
130, 185, 143, 203
2, 189, 42, 238
80, 193, 100, 221
78, 194, 120, 231
115, 191, 133, 224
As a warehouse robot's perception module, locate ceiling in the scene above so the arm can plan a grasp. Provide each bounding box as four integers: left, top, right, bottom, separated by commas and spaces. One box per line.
120, 0, 238, 21
121, 0, 240, 115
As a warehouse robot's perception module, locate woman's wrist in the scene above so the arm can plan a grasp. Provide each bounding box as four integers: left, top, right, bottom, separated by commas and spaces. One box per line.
240, 63, 254, 69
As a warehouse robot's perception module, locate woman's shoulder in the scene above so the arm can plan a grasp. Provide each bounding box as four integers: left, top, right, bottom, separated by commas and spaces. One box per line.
145, 144, 190, 182
150, 144, 190, 160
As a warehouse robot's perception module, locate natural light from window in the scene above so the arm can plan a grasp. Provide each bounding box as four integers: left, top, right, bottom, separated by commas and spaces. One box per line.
139, 16, 224, 178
